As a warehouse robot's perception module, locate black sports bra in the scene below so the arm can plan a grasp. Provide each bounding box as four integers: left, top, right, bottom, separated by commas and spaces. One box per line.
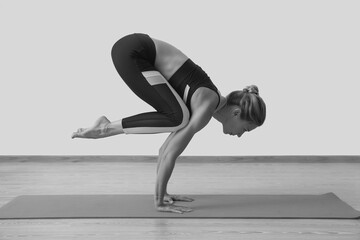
168, 58, 220, 114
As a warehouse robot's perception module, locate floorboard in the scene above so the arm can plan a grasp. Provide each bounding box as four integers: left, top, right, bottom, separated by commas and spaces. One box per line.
0, 155, 359, 239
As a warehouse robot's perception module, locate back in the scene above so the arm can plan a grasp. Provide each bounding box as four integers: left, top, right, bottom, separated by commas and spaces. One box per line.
151, 37, 189, 80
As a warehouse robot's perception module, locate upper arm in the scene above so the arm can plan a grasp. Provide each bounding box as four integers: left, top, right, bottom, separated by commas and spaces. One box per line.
187, 88, 218, 133
161, 104, 213, 159
187, 104, 214, 134
161, 88, 217, 159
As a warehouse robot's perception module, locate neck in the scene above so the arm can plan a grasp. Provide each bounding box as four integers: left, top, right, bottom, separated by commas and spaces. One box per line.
213, 97, 227, 123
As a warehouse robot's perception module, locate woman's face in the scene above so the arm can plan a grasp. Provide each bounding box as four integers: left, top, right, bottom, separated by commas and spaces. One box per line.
222, 108, 258, 138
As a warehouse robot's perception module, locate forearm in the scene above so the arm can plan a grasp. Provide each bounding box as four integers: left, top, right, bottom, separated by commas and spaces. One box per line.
155, 153, 177, 206
157, 132, 176, 174
154, 127, 195, 207
159, 132, 176, 155
154, 100, 214, 208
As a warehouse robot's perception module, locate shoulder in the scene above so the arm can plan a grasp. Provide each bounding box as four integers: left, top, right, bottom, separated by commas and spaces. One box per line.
191, 87, 219, 113
187, 88, 218, 133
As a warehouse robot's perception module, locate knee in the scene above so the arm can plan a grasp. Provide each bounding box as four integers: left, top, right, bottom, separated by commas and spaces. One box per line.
171, 107, 190, 131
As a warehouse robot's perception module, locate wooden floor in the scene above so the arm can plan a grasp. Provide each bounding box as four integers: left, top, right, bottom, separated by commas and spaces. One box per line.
0, 155, 359, 240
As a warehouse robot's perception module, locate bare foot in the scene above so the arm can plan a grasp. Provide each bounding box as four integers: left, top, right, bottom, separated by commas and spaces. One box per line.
72, 116, 111, 139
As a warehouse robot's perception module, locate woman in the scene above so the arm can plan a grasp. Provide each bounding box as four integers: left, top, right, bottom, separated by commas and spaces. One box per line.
72, 33, 266, 214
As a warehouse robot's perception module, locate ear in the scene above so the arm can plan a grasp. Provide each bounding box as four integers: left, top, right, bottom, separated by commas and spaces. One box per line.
232, 108, 242, 117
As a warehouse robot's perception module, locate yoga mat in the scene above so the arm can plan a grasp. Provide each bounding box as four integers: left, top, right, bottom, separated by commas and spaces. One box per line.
0, 193, 359, 219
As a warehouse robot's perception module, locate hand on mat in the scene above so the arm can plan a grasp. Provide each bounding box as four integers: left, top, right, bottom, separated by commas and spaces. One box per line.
157, 204, 193, 214
164, 194, 194, 204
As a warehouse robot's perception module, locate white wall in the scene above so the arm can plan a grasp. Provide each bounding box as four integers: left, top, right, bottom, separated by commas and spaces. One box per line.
1, 0, 359, 155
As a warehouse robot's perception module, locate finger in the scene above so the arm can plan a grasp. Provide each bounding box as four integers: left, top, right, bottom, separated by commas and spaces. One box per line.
72, 132, 85, 139
77, 128, 86, 133
179, 207, 192, 212
171, 209, 183, 214
172, 196, 194, 202
166, 206, 183, 214
182, 208, 193, 212
173, 205, 193, 213
185, 197, 194, 202
71, 132, 79, 139
157, 206, 181, 214
164, 196, 174, 204
179, 197, 194, 202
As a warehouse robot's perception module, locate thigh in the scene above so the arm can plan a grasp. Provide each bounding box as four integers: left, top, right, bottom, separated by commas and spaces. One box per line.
111, 33, 156, 74
140, 71, 189, 119
111, 34, 189, 121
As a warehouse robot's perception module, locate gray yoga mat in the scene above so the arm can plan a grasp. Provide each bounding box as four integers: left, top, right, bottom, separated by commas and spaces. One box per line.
0, 193, 359, 219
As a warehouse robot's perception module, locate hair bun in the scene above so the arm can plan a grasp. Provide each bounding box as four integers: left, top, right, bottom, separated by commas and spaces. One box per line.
243, 85, 259, 95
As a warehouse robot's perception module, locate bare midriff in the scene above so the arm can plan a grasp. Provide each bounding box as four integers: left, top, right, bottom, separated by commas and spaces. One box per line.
151, 37, 189, 80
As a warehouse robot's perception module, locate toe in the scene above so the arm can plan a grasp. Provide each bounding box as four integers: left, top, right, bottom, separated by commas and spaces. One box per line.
72, 132, 86, 139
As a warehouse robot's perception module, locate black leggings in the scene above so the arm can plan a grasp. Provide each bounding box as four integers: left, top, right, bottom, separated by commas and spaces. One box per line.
111, 33, 190, 134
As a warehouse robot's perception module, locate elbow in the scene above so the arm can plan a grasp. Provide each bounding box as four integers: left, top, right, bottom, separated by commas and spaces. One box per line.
159, 146, 165, 156
159, 150, 178, 164
170, 105, 190, 132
